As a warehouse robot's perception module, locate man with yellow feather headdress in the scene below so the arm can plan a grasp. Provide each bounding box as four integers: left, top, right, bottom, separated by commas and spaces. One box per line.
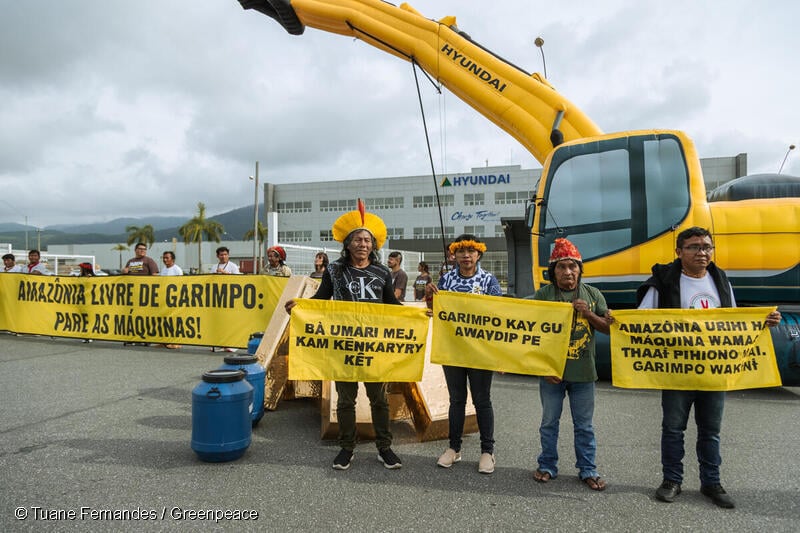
285, 199, 402, 471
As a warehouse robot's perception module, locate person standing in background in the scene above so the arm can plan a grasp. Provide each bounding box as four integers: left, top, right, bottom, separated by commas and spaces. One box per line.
387, 251, 407, 302
413, 261, 432, 301
310, 252, 329, 279
160, 251, 183, 276
263, 246, 292, 276
214, 246, 240, 274
26, 250, 51, 275
2, 253, 23, 273
122, 243, 158, 275
159, 251, 183, 349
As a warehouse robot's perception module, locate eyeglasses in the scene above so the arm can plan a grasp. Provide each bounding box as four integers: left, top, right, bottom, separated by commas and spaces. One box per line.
682, 244, 714, 254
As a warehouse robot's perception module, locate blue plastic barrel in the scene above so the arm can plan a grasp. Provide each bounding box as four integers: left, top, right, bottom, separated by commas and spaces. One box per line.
247, 332, 264, 355
219, 355, 266, 426
191, 369, 253, 462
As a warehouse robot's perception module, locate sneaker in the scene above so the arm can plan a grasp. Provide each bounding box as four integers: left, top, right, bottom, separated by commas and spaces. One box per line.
377, 448, 402, 469
700, 484, 735, 509
655, 480, 682, 502
332, 449, 353, 470
478, 453, 495, 474
437, 448, 462, 468
223, 348, 238, 353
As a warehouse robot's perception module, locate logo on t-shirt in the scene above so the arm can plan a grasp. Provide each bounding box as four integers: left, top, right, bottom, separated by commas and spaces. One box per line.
688, 293, 720, 309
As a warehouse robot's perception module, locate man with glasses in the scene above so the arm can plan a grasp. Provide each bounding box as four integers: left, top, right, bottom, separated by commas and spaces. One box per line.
636, 227, 781, 509
122, 243, 159, 276
121, 242, 159, 346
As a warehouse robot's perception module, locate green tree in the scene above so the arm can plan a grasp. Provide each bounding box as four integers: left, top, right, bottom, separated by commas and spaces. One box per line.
111, 243, 129, 270
178, 202, 225, 271
125, 224, 155, 248
243, 220, 268, 272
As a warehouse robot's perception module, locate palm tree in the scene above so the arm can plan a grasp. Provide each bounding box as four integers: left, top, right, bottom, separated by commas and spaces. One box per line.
243, 220, 268, 272
179, 202, 225, 271
125, 224, 155, 248
111, 243, 129, 269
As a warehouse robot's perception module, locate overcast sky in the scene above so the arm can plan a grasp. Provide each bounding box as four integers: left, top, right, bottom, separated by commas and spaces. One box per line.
1, 0, 797, 227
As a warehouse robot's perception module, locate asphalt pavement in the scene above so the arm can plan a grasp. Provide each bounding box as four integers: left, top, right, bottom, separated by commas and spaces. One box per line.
1, 333, 798, 532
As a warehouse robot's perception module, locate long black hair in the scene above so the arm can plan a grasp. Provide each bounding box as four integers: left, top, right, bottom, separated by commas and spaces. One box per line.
341, 230, 381, 265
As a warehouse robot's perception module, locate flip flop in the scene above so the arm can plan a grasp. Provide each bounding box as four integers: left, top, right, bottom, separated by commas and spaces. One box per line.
583, 476, 607, 491
533, 469, 551, 483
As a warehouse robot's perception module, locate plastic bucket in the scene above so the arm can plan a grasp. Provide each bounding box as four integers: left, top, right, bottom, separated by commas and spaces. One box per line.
219, 355, 266, 426
191, 369, 253, 462
247, 332, 264, 356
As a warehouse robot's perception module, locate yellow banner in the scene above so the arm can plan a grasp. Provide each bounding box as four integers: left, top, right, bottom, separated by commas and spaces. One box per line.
0, 273, 285, 347
288, 299, 429, 382
431, 291, 574, 376
610, 307, 781, 391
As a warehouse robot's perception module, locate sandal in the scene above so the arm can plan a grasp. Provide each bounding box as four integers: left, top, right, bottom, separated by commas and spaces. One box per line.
533, 469, 551, 483
583, 476, 606, 491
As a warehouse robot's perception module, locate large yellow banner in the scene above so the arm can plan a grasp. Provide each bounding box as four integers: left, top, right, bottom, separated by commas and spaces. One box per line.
288, 299, 429, 382
611, 307, 781, 391
0, 273, 285, 347
431, 291, 574, 376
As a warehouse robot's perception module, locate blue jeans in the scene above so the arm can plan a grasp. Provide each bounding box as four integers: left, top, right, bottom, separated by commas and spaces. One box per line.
443, 366, 494, 454
537, 378, 598, 480
661, 390, 724, 486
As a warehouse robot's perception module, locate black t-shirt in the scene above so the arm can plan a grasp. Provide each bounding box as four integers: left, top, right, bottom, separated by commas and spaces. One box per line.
312, 258, 399, 305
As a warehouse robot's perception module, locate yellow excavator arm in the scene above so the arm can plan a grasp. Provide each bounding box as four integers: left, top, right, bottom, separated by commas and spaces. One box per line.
239, 0, 602, 164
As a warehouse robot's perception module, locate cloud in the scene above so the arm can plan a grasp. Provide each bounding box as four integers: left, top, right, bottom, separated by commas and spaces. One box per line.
0, 0, 798, 226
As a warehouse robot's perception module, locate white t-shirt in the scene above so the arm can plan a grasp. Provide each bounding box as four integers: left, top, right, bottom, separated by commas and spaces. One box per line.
214, 262, 240, 274
27, 263, 51, 275
2, 265, 24, 273
160, 265, 184, 276
638, 272, 736, 309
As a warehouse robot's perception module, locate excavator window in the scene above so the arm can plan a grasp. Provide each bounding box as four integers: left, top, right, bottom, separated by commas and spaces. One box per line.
539, 134, 690, 265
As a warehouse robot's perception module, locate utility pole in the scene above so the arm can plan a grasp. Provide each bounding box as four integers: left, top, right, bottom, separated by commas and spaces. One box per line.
250, 161, 260, 274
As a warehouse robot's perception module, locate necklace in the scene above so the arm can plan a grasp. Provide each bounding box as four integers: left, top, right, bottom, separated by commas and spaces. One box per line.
681, 268, 705, 279
558, 289, 576, 302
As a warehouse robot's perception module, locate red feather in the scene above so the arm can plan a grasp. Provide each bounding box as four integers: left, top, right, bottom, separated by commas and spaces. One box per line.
357, 198, 366, 225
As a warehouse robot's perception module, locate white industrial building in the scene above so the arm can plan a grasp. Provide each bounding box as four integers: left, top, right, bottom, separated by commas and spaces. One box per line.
46, 155, 745, 291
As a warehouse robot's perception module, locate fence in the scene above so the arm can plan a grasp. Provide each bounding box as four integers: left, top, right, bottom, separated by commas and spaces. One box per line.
6, 250, 100, 276
278, 244, 424, 301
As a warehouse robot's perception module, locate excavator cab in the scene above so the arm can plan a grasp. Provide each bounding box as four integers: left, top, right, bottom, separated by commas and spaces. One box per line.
529, 131, 706, 304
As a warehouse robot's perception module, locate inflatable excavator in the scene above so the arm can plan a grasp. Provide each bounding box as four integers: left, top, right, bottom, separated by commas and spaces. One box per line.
238, 0, 800, 384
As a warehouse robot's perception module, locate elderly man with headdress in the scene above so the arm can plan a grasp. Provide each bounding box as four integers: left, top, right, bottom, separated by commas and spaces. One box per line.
263, 245, 292, 277
531, 238, 611, 491
285, 199, 402, 471
426, 234, 503, 475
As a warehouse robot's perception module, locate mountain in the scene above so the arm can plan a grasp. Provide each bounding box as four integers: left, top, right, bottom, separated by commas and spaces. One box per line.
0, 222, 35, 232
47, 216, 188, 234
0, 205, 260, 249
